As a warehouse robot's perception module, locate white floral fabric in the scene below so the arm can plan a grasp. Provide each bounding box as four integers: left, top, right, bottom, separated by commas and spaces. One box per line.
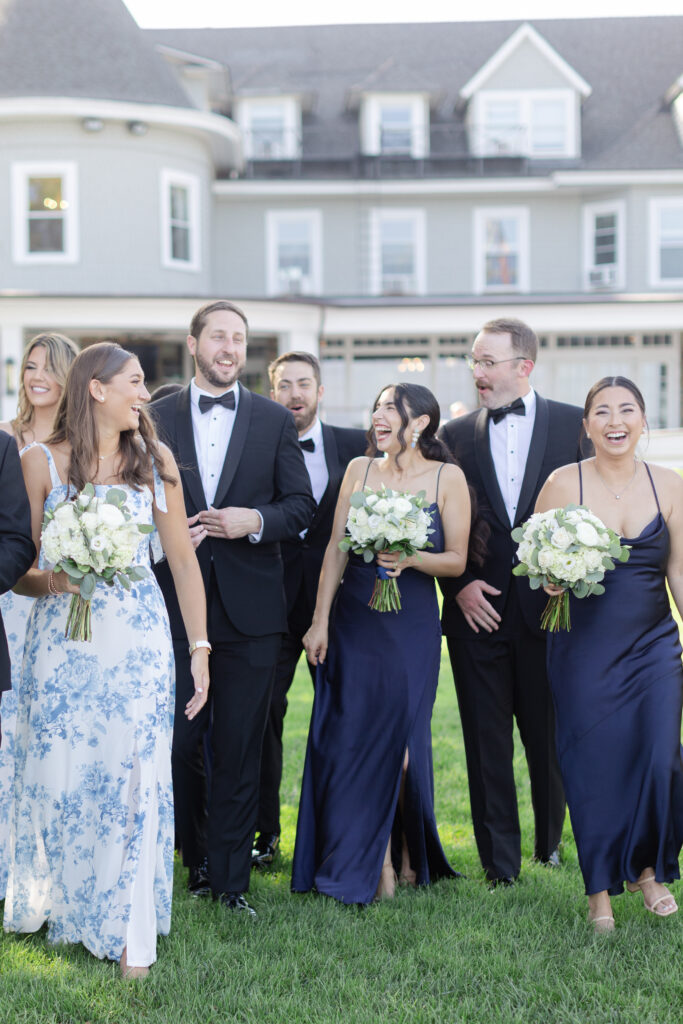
3, 446, 175, 963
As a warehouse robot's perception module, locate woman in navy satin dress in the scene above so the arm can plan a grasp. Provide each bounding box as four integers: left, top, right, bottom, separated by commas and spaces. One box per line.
537, 377, 683, 933
291, 384, 471, 903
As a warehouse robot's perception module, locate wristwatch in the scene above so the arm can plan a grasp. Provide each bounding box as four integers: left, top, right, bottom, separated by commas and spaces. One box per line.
189, 640, 212, 656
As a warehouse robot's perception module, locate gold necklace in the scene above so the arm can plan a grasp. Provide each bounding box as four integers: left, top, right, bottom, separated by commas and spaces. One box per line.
593, 458, 638, 500
98, 446, 119, 462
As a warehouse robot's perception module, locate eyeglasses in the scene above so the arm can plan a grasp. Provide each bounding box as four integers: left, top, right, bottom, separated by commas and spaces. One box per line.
465, 356, 525, 372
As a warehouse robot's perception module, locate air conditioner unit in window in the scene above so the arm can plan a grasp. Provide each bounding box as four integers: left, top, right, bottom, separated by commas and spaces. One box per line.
588, 266, 618, 290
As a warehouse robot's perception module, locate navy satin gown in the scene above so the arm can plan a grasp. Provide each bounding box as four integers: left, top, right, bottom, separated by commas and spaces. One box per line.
291, 501, 457, 904
547, 465, 683, 896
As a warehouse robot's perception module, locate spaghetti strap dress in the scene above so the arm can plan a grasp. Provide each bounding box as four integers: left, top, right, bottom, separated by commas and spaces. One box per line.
547, 463, 683, 895
292, 461, 458, 903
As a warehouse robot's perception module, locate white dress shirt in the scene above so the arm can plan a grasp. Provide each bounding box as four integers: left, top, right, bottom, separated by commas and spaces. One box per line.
298, 417, 329, 505
189, 379, 263, 542
488, 387, 536, 525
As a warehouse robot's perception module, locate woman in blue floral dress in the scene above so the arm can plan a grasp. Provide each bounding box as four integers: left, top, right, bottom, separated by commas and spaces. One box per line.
0, 331, 78, 900
3, 343, 210, 979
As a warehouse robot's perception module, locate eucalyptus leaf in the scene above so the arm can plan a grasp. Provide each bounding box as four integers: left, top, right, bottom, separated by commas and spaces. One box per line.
80, 574, 96, 599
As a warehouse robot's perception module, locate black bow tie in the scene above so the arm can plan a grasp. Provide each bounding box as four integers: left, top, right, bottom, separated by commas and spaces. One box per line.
299, 438, 315, 453
198, 391, 236, 414
489, 397, 526, 425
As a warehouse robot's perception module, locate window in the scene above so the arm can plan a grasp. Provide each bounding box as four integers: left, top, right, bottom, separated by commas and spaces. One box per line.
11, 162, 78, 263
473, 207, 530, 293
361, 95, 429, 158
266, 210, 322, 295
370, 209, 426, 295
649, 198, 683, 287
472, 90, 577, 158
160, 170, 200, 271
583, 201, 625, 290
236, 97, 301, 160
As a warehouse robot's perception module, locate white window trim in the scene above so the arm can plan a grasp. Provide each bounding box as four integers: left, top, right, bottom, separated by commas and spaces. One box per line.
369, 207, 426, 296
649, 196, 683, 288
360, 93, 429, 159
266, 209, 322, 296
11, 161, 79, 264
469, 89, 577, 159
160, 169, 201, 272
582, 200, 626, 291
473, 206, 530, 294
235, 96, 302, 160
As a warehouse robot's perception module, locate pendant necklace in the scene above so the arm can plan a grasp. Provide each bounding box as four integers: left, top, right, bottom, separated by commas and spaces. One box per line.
594, 458, 638, 500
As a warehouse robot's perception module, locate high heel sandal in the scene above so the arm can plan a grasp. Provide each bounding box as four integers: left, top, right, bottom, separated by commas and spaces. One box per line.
587, 913, 615, 935
119, 948, 150, 980
626, 874, 678, 917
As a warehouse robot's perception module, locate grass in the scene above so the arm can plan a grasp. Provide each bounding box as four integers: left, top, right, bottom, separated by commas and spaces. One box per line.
1, 645, 682, 1023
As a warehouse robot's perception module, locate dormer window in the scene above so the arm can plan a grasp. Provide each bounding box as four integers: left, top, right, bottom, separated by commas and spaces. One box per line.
473, 90, 577, 158
360, 94, 429, 158
235, 97, 301, 160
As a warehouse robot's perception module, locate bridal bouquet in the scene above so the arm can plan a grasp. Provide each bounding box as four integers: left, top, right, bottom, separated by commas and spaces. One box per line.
41, 483, 154, 642
339, 485, 434, 612
511, 504, 630, 631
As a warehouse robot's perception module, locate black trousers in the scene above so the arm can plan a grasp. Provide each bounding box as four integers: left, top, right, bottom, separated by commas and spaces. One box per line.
171, 570, 281, 895
256, 586, 315, 836
446, 592, 565, 881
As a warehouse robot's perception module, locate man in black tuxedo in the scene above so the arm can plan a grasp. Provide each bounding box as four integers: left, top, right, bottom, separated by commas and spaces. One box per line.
439, 318, 583, 887
152, 301, 314, 917
251, 352, 367, 867
0, 432, 36, 746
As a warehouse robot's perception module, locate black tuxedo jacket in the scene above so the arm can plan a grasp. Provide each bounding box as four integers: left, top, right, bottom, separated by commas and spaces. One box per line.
0, 432, 36, 692
151, 383, 315, 640
439, 395, 584, 639
281, 423, 367, 615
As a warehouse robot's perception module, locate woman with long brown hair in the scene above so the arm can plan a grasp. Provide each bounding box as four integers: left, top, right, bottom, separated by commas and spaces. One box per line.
0, 332, 79, 901
3, 343, 210, 979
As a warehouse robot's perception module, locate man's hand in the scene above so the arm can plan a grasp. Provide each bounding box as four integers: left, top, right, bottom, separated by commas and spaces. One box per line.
456, 579, 502, 634
198, 506, 261, 540
187, 513, 208, 550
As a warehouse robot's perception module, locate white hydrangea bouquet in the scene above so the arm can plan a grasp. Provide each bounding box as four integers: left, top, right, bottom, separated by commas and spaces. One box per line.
511, 504, 630, 631
41, 483, 154, 642
339, 485, 434, 612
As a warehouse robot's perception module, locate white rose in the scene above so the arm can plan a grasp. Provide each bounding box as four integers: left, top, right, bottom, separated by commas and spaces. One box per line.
98, 503, 125, 528
383, 524, 401, 544
575, 521, 600, 547
392, 497, 413, 517
517, 540, 534, 565
80, 511, 100, 535
374, 498, 389, 515
355, 508, 369, 527
365, 493, 378, 506
54, 503, 78, 527
367, 514, 382, 533
538, 549, 555, 571
584, 549, 603, 572
550, 528, 572, 551
90, 535, 107, 552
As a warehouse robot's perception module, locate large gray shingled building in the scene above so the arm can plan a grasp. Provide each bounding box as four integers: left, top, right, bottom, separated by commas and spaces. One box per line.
1, 0, 683, 426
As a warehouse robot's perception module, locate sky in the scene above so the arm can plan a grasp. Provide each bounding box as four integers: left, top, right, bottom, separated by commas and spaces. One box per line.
124, 0, 683, 29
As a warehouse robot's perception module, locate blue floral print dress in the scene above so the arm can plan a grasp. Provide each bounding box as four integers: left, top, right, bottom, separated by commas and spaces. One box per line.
3, 445, 175, 966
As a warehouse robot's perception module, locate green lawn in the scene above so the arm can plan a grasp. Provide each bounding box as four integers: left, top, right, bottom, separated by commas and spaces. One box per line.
1, 646, 682, 1023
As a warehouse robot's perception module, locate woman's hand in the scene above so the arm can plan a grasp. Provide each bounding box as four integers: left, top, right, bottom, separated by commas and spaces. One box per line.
186, 649, 210, 720
543, 583, 566, 597
52, 570, 81, 596
303, 620, 329, 665
375, 549, 415, 578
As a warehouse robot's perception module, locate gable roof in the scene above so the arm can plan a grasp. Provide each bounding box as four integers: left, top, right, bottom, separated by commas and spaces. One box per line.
459, 22, 592, 100
0, 0, 191, 108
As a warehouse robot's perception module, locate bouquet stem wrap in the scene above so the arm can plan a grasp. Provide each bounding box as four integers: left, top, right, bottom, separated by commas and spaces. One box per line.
370, 564, 402, 613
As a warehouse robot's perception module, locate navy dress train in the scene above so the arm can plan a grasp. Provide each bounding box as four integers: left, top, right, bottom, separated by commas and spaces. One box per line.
547, 463, 683, 895
291, 464, 456, 903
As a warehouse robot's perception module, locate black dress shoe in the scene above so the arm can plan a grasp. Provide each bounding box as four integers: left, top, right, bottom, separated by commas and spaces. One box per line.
251, 832, 279, 869
488, 876, 517, 891
214, 892, 257, 918
538, 847, 562, 868
187, 858, 211, 897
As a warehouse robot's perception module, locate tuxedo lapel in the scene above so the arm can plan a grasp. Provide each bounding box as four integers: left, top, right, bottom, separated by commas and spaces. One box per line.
514, 395, 550, 526
175, 386, 207, 513
212, 383, 252, 508
474, 408, 509, 527
315, 423, 340, 518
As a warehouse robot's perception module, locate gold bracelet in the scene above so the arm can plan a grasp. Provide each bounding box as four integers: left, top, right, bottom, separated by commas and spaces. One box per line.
47, 570, 59, 596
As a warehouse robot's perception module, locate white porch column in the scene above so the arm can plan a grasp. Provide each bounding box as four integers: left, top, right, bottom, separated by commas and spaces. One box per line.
277, 328, 320, 356
0, 324, 24, 421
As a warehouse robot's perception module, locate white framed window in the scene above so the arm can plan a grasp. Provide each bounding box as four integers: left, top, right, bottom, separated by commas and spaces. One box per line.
470, 90, 577, 158
160, 170, 201, 271
266, 210, 322, 295
583, 201, 625, 291
369, 208, 426, 295
473, 207, 530, 293
11, 161, 79, 263
649, 197, 683, 287
360, 94, 429, 158
235, 97, 301, 160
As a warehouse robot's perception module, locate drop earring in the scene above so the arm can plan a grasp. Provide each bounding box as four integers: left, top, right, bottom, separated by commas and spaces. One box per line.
411, 429, 420, 449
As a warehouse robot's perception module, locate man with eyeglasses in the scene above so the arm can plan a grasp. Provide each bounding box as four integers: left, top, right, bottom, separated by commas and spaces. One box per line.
439, 317, 584, 888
